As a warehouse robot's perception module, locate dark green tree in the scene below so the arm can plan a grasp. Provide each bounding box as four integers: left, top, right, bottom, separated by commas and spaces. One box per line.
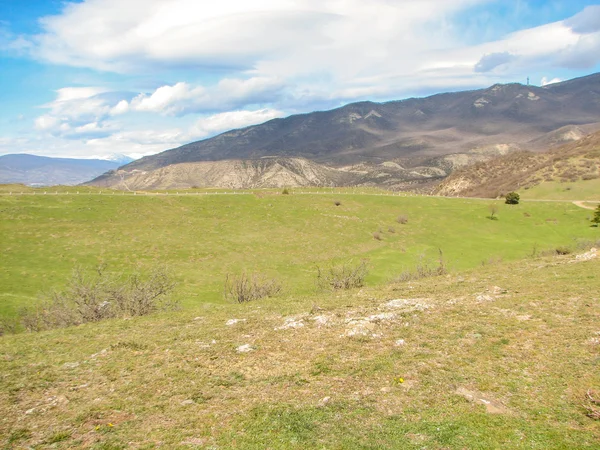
592, 204, 600, 227
505, 192, 520, 205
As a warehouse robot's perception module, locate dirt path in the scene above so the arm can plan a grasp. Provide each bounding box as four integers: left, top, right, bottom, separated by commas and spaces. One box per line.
573, 201, 599, 210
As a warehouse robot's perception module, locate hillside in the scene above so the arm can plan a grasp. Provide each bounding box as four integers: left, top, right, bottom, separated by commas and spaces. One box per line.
89, 73, 600, 190
434, 130, 600, 198
0, 154, 133, 186
1, 251, 599, 448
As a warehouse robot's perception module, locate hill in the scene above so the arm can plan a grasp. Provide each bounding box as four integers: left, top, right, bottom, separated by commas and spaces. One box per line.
0, 154, 133, 186
89, 73, 600, 190
434, 130, 600, 198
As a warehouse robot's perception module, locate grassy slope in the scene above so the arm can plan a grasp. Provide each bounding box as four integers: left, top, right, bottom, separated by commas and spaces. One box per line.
1, 191, 598, 318
520, 178, 600, 201
1, 253, 598, 449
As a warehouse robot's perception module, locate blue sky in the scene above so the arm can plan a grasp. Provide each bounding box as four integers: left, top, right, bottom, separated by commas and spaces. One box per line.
1, 0, 599, 159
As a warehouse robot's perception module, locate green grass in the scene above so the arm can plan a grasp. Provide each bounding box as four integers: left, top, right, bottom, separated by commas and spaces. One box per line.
1, 253, 598, 448
1, 191, 598, 318
520, 179, 600, 201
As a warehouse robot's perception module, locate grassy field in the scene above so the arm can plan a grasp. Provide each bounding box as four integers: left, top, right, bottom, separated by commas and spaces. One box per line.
520, 179, 600, 201
1, 251, 598, 448
1, 188, 599, 319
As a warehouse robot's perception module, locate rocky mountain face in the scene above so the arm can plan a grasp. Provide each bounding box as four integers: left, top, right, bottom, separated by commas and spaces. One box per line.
0, 154, 131, 186
90, 73, 600, 190
434, 131, 600, 198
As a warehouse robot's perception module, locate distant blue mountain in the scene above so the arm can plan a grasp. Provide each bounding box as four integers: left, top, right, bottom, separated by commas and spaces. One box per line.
0, 153, 134, 186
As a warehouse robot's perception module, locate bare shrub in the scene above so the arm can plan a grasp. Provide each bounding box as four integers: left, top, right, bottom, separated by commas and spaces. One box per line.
21, 266, 177, 332
392, 250, 448, 283
487, 204, 499, 220
396, 215, 408, 224
316, 260, 369, 291
388, 226, 396, 233
584, 389, 600, 420
224, 272, 282, 303
373, 231, 382, 241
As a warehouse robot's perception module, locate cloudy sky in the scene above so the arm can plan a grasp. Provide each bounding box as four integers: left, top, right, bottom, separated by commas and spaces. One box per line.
1, 0, 599, 160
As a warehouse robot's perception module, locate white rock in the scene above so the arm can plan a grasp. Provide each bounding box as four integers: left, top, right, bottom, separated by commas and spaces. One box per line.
226, 319, 246, 326
236, 344, 254, 353
274, 317, 305, 330
395, 339, 406, 346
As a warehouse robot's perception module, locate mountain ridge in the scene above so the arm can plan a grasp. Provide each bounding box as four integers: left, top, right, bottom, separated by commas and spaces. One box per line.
90, 73, 600, 190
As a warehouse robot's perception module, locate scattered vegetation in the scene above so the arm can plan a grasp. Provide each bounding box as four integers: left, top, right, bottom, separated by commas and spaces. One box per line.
224, 272, 283, 303
396, 215, 408, 224
20, 266, 176, 332
391, 250, 448, 283
372, 231, 382, 241
505, 192, 520, 204
388, 226, 396, 233
316, 260, 369, 290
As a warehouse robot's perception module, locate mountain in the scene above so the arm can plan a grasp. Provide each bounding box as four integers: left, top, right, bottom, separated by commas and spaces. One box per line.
434, 130, 600, 197
100, 153, 135, 165
90, 73, 600, 190
0, 154, 129, 186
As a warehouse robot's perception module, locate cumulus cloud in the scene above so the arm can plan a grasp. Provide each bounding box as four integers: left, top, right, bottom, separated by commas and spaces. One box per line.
127, 77, 283, 116
188, 108, 284, 139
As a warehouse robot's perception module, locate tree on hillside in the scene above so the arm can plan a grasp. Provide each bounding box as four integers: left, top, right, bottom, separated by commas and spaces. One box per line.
592, 204, 600, 227
505, 192, 520, 205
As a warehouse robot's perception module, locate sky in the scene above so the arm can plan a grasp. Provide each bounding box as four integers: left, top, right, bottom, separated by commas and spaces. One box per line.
0, 0, 599, 160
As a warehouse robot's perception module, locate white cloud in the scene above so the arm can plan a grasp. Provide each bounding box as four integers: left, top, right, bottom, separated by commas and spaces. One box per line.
188, 108, 284, 139
541, 76, 562, 86
128, 77, 284, 115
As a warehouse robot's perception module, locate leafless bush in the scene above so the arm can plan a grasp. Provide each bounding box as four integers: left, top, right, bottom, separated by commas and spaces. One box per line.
396, 215, 408, 224
388, 226, 396, 233
316, 260, 369, 291
224, 272, 282, 303
391, 250, 448, 283
21, 266, 177, 332
373, 231, 382, 241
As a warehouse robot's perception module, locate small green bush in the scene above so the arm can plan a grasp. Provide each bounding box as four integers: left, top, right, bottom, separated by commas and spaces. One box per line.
505, 192, 520, 204
282, 188, 290, 195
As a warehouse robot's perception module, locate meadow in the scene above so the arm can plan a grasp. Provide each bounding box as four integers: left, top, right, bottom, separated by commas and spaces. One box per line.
1, 186, 599, 448
1, 187, 598, 319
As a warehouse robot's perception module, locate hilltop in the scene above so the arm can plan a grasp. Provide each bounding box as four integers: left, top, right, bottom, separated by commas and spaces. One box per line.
89, 73, 600, 190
